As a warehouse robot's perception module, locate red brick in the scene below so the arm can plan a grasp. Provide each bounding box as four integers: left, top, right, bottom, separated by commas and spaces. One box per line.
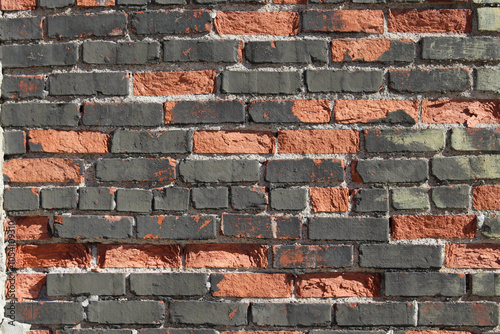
273, 245, 351, 268
185, 244, 268, 268
278, 130, 359, 153
393, 215, 476, 239
296, 273, 380, 297
28, 130, 109, 153
334, 100, 419, 124
97, 244, 181, 268
422, 100, 500, 127
273, 0, 305, 3
332, 39, 411, 62
14, 244, 91, 268
223, 332, 302, 334
194, 131, 276, 154
310, 188, 349, 212
77, 0, 115, 6
26, 331, 52, 334
215, 12, 299, 36
388, 9, 472, 33
473, 186, 500, 210
0, 0, 36, 10
446, 244, 500, 268
212, 273, 293, 297
5, 274, 46, 301
4, 216, 50, 240
3, 158, 84, 183
133, 70, 216, 96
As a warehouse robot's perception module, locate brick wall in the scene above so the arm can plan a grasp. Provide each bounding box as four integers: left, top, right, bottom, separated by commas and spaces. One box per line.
0, 0, 499, 332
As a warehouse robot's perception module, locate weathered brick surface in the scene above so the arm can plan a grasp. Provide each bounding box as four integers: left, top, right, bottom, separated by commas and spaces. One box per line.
222, 214, 301, 239
252, 303, 331, 326
2, 103, 79, 127
54, 216, 133, 239
249, 100, 331, 123
2, 76, 44, 99
83, 41, 160, 65
4, 131, 26, 155
309, 217, 389, 241
215, 12, 299, 35
422, 37, 500, 61
48, 14, 128, 38
133, 70, 216, 96
388, 9, 472, 32
4, 216, 50, 240
266, 159, 344, 184
50, 72, 128, 96
278, 130, 359, 153
418, 303, 498, 326
432, 156, 500, 181
0, 17, 42, 41
422, 100, 500, 126
137, 216, 216, 239
164, 40, 240, 63
96, 158, 176, 183
360, 244, 442, 268
170, 301, 247, 325
4, 158, 84, 183
274, 245, 353, 268
132, 11, 212, 35
246, 40, 328, 64
310, 187, 349, 212
296, 273, 380, 297
2, 44, 77, 68
337, 303, 416, 326
385, 272, 466, 296
29, 130, 110, 153
389, 69, 469, 93
353, 159, 428, 184
335, 100, 418, 124
222, 71, 301, 94
97, 245, 182, 268
302, 10, 384, 33
83, 103, 163, 126
365, 129, 445, 153
130, 273, 208, 296
306, 70, 383, 93
211, 273, 293, 297
165, 101, 245, 124
47, 273, 126, 296
332, 39, 415, 63
4, 188, 39, 211
185, 244, 268, 268
194, 131, 275, 154
87, 301, 164, 324
116, 189, 152, 212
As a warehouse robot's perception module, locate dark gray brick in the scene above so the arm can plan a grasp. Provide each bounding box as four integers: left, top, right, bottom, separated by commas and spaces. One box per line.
422, 37, 500, 61
472, 273, 500, 296
385, 272, 465, 296
165, 100, 245, 124
309, 217, 389, 241
138, 330, 217, 334
222, 214, 301, 239
116, 189, 153, 213
79, 187, 115, 211
274, 245, 353, 268
270, 188, 307, 211
49, 72, 128, 96
418, 302, 498, 326
179, 159, 259, 183
54, 216, 133, 239
192, 187, 228, 209
477, 68, 500, 93
56, 330, 133, 334
252, 303, 331, 326
39, 0, 75, 8
431, 185, 470, 209
0, 17, 42, 41
169, 301, 247, 326
83, 41, 160, 65
4, 188, 38, 211
117, 0, 149, 4
391, 188, 429, 210
132, 11, 212, 35
154, 0, 186, 3
482, 215, 500, 238
4, 131, 26, 155
83, 103, 163, 127
306, 70, 383, 93
390, 69, 469, 93
96, 158, 176, 183
130, 273, 208, 296
246, 40, 328, 64
432, 156, 500, 181
266, 159, 344, 184
87, 301, 165, 324
353, 188, 389, 212
365, 129, 445, 153
231, 186, 267, 211
9, 302, 84, 324
48, 14, 128, 38
360, 244, 442, 268
112, 130, 189, 154
337, 303, 416, 326
2, 43, 77, 68
1, 103, 79, 127
2, 76, 45, 99
222, 71, 301, 94
354, 159, 428, 184
41, 187, 78, 209
164, 40, 240, 63
312, 331, 386, 334
249, 100, 331, 123
136, 215, 216, 239
47, 273, 126, 296
451, 128, 499, 152
154, 187, 189, 211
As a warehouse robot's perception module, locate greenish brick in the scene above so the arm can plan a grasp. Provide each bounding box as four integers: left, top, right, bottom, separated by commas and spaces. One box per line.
477, 68, 500, 93
87, 301, 165, 324
169, 301, 247, 326
116, 189, 152, 213
451, 128, 499, 152
360, 244, 442, 268
179, 160, 259, 183
231, 186, 267, 211
391, 188, 429, 210
309, 217, 389, 241
41, 187, 78, 209
422, 37, 500, 61
365, 129, 445, 153
252, 303, 331, 326
111, 130, 190, 154
353, 188, 388, 212
478, 8, 500, 32
354, 159, 428, 184
472, 273, 500, 296
482, 215, 500, 238
79, 187, 115, 211
164, 40, 240, 63
83, 41, 160, 65
306, 70, 383, 93
4, 188, 39, 211
222, 71, 301, 94
54, 216, 133, 239
192, 187, 228, 209
432, 156, 500, 181
270, 188, 307, 211
137, 216, 216, 239
154, 187, 189, 211
432, 185, 470, 209
4, 131, 26, 155
130, 273, 208, 296
337, 303, 416, 326
246, 40, 328, 64
1, 103, 79, 127
47, 273, 126, 296
385, 272, 465, 297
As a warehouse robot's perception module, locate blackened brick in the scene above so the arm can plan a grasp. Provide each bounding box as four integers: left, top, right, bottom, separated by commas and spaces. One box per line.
231, 186, 267, 211
79, 187, 115, 211
192, 187, 228, 209
274, 245, 353, 268
87, 301, 165, 324
39, 0, 75, 9
4, 188, 38, 211
422, 37, 500, 61
4, 131, 26, 155
337, 303, 416, 326
96, 158, 176, 183
138, 330, 217, 334
154, 187, 189, 211
1, 103, 79, 127
365, 129, 445, 153
179, 159, 259, 183
116, 189, 153, 213
83, 103, 163, 127
360, 244, 442, 268
130, 273, 208, 296
2, 44, 77, 68
418, 302, 498, 326
431, 185, 470, 209
164, 40, 240, 63
48, 14, 128, 38
0, 17, 42, 41
266, 159, 344, 184
41, 187, 78, 209
2, 76, 44, 99
270, 188, 307, 211
451, 128, 499, 152
390, 69, 469, 93
477, 68, 500, 93
10, 302, 84, 324
222, 71, 301, 94
47, 273, 126, 296
385, 272, 465, 296
111, 130, 190, 154
246, 40, 328, 64
56, 330, 133, 334
83, 41, 160, 65
482, 215, 500, 238
306, 70, 383, 93
49, 72, 128, 96
137, 216, 216, 239
353, 159, 428, 184
222, 214, 301, 239
432, 156, 500, 181
309, 217, 389, 241
131, 11, 212, 35
472, 273, 500, 296
353, 188, 389, 212
154, 0, 186, 3
169, 301, 247, 326
391, 188, 430, 210
165, 100, 245, 124
249, 100, 331, 123
54, 216, 133, 239
252, 303, 331, 326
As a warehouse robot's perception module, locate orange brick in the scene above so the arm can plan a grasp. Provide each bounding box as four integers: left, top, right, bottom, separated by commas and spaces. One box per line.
446, 244, 500, 268
5, 274, 46, 301
422, 100, 500, 127
0, 0, 36, 10
393, 215, 476, 239
334, 100, 418, 124
133, 70, 216, 96
4, 216, 50, 240
473, 186, 500, 210
77, 0, 115, 6
28, 130, 109, 153
185, 244, 268, 268
3, 158, 84, 183
215, 12, 299, 36
296, 273, 380, 297
278, 130, 359, 153
388, 9, 472, 33
97, 244, 182, 268
212, 273, 293, 297
310, 188, 349, 212
14, 244, 91, 268
194, 131, 276, 154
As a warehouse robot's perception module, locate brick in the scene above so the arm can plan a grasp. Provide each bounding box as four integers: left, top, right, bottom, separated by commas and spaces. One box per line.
418, 302, 498, 326
10, 302, 83, 325
353, 159, 427, 184
432, 156, 500, 181
6, 273, 46, 301
96, 158, 176, 183
83, 103, 163, 127
385, 272, 465, 297
389, 69, 468, 93
29, 130, 109, 153
474, 186, 500, 210
0, 0, 36, 10
56, 330, 133, 334
353, 189, 388, 212
54, 216, 133, 239
116, 189, 152, 213
137, 216, 216, 239
306, 70, 383, 93
192, 187, 228, 209
97, 244, 181, 268
222, 71, 301, 94
79, 187, 115, 211
452, 128, 499, 152
47, 273, 126, 296
310, 217, 389, 241
2, 76, 44, 99
50, 72, 128, 96
48, 13, 127, 38
77, 0, 114, 6
4, 188, 38, 211
477, 69, 500, 93
14, 244, 91, 268
131, 273, 208, 296
266, 159, 344, 184
478, 8, 500, 32
139, 331, 216, 334
194, 131, 275, 154
134, 70, 216, 96
4, 216, 49, 240
270, 188, 307, 211
4, 158, 84, 183
422, 37, 500, 61
391, 188, 430, 210
422, 100, 500, 126
393, 215, 475, 239
231, 186, 267, 211
481, 215, 500, 238
360, 244, 442, 268
83, 41, 160, 65
1, 103, 79, 127
88, 301, 164, 324
472, 273, 500, 296
432, 186, 470, 209
117, 0, 149, 4
334, 100, 418, 125
170, 301, 247, 326
274, 245, 353, 268
39, 0, 75, 8
41, 187, 78, 209
252, 303, 331, 326
0, 17, 40, 41
310, 188, 349, 212
446, 244, 500, 268
365, 129, 445, 153
165, 100, 245, 124
222, 214, 301, 239
388, 9, 472, 33
4, 131, 26, 155
215, 12, 298, 35
132, 11, 212, 35
153, 187, 189, 211
337, 303, 416, 326
179, 160, 259, 183
302, 10, 384, 33
249, 100, 331, 123
331, 39, 414, 63
296, 273, 380, 298
185, 244, 268, 268
112, 130, 188, 154
246, 40, 328, 64
279, 130, 359, 154
164, 40, 240, 63
211, 273, 292, 297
